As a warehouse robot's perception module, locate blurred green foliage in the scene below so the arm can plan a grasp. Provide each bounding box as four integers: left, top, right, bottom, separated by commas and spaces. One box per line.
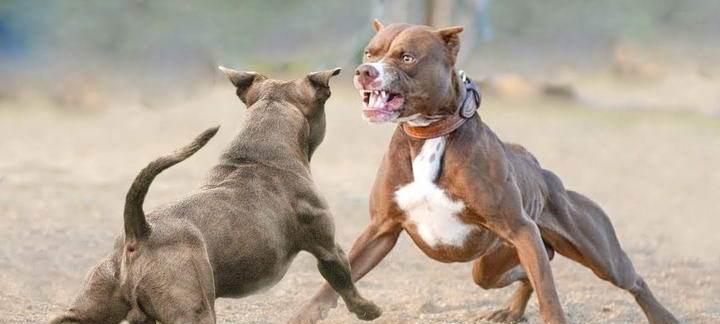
2, 0, 717, 69
0, 0, 717, 106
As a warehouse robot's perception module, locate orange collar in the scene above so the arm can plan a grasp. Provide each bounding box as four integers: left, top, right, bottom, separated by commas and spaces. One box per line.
401, 73, 481, 140
401, 114, 469, 139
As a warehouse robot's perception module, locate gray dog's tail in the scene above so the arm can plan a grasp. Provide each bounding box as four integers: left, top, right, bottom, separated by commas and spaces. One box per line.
124, 126, 220, 241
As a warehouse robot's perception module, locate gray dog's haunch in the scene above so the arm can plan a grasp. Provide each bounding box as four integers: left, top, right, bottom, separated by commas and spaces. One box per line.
49, 67, 381, 324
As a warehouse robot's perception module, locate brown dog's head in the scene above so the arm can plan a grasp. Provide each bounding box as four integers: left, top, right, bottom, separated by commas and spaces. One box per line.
220, 66, 341, 157
354, 20, 464, 124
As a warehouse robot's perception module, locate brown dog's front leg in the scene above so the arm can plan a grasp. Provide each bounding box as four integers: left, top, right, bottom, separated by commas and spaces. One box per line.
507, 220, 567, 324
478, 181, 567, 324
289, 220, 401, 324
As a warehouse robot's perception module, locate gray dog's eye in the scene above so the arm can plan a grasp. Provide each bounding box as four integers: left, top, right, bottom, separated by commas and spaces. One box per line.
402, 54, 415, 64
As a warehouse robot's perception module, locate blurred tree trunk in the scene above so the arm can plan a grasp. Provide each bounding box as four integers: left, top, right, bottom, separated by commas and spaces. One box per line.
384, 0, 410, 24
423, 0, 453, 27
456, 0, 494, 66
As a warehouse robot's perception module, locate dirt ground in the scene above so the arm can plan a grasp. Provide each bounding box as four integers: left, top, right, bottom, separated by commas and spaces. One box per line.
1, 81, 719, 323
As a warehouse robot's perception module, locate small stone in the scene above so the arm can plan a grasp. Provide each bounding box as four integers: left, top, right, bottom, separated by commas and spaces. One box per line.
419, 299, 444, 314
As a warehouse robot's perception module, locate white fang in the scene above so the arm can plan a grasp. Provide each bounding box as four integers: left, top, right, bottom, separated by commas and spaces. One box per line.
394, 136, 474, 247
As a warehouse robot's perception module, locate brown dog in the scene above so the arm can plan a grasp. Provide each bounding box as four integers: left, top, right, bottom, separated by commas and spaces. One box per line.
49, 68, 382, 324
290, 21, 679, 324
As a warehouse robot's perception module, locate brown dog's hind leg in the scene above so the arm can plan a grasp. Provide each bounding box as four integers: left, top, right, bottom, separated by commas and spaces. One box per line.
480, 280, 533, 323
472, 242, 555, 323
538, 187, 679, 324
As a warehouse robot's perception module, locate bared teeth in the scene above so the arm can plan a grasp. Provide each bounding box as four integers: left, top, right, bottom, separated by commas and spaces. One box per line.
363, 89, 394, 108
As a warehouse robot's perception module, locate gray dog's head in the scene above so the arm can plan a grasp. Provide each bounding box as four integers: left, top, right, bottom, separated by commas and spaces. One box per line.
219, 66, 341, 158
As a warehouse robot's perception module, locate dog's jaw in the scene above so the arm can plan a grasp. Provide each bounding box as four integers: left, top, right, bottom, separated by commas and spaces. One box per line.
354, 62, 406, 123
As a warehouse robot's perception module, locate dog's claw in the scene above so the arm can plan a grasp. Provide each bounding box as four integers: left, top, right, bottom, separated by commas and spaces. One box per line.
476, 308, 526, 323
348, 299, 382, 321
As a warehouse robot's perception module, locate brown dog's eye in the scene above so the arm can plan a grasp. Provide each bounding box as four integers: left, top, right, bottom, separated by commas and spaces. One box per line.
364, 50, 371, 58
402, 54, 415, 64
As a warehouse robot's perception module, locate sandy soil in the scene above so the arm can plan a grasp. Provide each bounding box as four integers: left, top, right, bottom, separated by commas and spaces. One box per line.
1, 83, 719, 323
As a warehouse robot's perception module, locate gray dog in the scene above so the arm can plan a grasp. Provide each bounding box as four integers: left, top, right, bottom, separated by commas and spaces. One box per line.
50, 67, 382, 324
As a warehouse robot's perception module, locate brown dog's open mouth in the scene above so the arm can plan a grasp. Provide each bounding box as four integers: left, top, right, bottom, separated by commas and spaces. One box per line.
360, 90, 405, 122
362, 90, 403, 109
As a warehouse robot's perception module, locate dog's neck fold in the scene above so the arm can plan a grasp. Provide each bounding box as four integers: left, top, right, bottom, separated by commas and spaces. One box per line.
220, 101, 313, 175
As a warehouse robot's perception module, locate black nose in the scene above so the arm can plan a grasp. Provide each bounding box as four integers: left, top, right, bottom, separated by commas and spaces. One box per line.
355, 64, 379, 87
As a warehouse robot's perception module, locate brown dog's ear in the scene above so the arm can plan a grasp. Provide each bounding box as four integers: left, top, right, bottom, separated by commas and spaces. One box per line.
436, 26, 464, 65
306, 67, 341, 89
218, 65, 266, 104
372, 19, 384, 32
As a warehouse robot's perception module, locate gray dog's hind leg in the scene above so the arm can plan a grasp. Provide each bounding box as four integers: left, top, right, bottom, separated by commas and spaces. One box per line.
137, 250, 217, 324
539, 189, 679, 324
309, 244, 382, 321
49, 257, 130, 324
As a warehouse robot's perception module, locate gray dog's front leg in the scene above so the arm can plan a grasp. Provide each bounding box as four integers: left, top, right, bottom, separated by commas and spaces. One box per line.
314, 245, 382, 321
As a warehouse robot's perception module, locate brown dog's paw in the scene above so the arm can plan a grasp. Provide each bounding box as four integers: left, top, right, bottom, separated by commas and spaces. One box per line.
348, 300, 382, 321
48, 312, 83, 324
476, 308, 526, 323
287, 300, 334, 324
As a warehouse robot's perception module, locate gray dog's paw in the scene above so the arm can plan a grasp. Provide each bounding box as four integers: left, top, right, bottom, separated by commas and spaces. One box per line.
349, 300, 382, 321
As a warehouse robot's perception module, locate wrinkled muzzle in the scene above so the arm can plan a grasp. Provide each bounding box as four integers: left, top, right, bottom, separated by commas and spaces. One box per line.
353, 63, 406, 123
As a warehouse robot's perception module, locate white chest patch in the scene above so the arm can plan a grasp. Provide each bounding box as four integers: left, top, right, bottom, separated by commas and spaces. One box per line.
394, 136, 474, 247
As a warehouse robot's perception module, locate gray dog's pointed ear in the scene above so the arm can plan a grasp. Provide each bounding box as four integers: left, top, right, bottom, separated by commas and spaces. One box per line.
306, 67, 341, 89
436, 26, 464, 65
219, 66, 266, 104
372, 19, 384, 32
219, 65, 264, 88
